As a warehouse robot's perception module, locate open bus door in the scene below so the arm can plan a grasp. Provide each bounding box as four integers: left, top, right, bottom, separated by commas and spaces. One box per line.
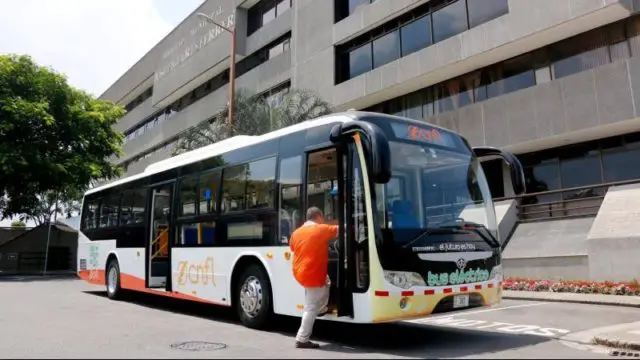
330, 121, 392, 319
473, 146, 526, 251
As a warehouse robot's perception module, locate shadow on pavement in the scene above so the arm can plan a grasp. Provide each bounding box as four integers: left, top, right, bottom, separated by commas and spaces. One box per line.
83, 290, 552, 358
0, 274, 78, 282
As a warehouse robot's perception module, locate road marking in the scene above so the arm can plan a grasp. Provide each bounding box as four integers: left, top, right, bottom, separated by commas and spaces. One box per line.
629, 330, 640, 335
405, 302, 546, 323
445, 302, 547, 317
410, 316, 571, 338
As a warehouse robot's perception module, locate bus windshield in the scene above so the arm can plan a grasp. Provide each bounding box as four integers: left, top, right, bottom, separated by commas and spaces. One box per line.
372, 121, 498, 253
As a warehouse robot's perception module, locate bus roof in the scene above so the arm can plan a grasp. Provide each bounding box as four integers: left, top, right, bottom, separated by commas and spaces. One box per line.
85, 111, 456, 196
86, 112, 353, 196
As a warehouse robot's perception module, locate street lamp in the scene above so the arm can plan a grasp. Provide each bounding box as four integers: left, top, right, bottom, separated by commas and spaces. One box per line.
197, 12, 236, 130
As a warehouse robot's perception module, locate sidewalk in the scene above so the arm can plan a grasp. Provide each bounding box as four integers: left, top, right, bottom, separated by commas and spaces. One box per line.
0, 270, 77, 281
592, 321, 640, 352
503, 290, 640, 308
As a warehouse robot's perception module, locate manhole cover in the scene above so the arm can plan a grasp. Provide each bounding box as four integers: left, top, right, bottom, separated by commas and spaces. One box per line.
170, 341, 227, 351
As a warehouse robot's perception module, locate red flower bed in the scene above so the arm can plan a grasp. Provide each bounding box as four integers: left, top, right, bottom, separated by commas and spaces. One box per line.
502, 278, 640, 296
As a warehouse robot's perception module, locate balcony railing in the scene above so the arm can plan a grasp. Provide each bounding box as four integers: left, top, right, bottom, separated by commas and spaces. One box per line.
494, 178, 640, 222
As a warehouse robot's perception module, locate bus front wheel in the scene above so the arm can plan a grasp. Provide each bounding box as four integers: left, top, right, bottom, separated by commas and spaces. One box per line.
106, 260, 123, 300
235, 264, 273, 329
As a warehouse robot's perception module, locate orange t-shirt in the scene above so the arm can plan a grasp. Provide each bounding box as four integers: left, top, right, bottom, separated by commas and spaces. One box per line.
289, 222, 338, 288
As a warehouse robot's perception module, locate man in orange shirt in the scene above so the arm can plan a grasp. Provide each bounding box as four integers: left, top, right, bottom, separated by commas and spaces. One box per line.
289, 206, 339, 349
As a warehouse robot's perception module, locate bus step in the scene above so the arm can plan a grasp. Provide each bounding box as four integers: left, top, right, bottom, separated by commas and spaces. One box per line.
151, 260, 169, 277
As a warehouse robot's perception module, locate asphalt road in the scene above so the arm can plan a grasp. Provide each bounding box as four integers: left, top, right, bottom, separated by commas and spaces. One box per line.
1, 277, 637, 358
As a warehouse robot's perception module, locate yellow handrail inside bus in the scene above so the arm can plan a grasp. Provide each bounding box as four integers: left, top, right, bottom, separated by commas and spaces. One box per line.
151, 228, 169, 259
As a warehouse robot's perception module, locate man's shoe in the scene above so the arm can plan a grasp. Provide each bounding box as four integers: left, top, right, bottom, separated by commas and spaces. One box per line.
295, 341, 320, 349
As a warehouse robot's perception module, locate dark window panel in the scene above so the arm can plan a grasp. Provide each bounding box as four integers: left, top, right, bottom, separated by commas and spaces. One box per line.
349, 43, 373, 78
246, 157, 277, 209
400, 15, 432, 57
372, 30, 401, 68
467, 0, 509, 29
432, 0, 469, 43
179, 175, 198, 216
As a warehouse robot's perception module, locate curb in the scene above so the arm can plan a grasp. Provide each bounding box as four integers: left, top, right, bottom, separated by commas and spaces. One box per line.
593, 337, 640, 352
0, 273, 78, 281
502, 293, 640, 309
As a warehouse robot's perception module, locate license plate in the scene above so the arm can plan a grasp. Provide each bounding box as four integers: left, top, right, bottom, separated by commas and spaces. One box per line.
453, 294, 469, 309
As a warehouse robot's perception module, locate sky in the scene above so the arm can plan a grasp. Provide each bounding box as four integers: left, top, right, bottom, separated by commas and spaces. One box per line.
0, 0, 204, 227
0, 0, 205, 96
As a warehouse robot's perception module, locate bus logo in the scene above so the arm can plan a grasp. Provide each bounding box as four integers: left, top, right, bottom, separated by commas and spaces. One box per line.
456, 258, 467, 271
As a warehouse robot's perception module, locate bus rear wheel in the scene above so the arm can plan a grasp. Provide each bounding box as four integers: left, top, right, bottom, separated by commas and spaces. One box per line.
106, 260, 123, 300
235, 264, 273, 329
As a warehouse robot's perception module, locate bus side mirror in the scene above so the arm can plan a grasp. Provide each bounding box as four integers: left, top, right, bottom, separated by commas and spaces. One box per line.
330, 121, 391, 184
473, 146, 526, 196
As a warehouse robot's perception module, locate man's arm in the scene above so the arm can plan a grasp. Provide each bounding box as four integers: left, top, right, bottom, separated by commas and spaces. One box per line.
320, 224, 339, 242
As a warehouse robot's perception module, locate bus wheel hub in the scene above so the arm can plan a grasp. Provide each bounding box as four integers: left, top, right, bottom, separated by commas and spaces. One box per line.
240, 276, 262, 317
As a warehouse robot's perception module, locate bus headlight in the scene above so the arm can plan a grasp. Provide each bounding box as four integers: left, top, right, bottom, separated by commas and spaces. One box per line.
383, 271, 426, 289
489, 265, 503, 282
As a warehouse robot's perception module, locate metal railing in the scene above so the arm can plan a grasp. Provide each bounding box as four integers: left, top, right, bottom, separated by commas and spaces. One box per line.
494, 178, 640, 222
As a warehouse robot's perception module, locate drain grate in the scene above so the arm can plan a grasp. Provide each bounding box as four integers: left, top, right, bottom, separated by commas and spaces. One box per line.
170, 341, 227, 351
610, 350, 640, 357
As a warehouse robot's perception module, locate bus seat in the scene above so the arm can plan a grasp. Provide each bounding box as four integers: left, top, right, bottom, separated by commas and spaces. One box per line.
202, 226, 216, 245
392, 200, 420, 229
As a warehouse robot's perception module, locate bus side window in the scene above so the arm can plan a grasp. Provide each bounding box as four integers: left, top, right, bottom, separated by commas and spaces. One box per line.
278, 155, 302, 244
307, 148, 339, 222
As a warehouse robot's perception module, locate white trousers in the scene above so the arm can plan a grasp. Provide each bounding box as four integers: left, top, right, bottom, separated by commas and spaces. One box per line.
295, 276, 330, 343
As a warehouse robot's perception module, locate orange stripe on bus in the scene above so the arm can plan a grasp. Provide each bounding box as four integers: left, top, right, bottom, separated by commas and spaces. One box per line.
78, 270, 227, 306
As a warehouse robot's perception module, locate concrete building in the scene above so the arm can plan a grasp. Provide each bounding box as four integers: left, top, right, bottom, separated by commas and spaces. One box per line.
99, 0, 640, 281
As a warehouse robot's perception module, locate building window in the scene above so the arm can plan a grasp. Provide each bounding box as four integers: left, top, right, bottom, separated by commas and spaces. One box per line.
372, 30, 401, 68
349, 43, 373, 79
335, 0, 374, 23
335, 0, 510, 83
467, 0, 508, 29
401, 15, 432, 57
248, 0, 292, 35
432, 0, 469, 43
364, 13, 640, 119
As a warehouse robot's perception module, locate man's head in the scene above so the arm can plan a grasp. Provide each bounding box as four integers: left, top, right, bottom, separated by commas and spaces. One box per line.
306, 206, 325, 224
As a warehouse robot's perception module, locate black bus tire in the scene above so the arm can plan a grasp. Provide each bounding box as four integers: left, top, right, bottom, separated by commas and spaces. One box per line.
235, 264, 273, 329
106, 259, 123, 300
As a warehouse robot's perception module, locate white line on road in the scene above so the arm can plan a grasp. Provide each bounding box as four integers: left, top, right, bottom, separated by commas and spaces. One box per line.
445, 302, 547, 317
406, 301, 547, 322
405, 303, 573, 338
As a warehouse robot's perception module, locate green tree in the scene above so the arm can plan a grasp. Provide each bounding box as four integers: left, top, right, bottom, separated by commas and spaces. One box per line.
172, 88, 333, 155
10, 219, 26, 228
0, 54, 125, 219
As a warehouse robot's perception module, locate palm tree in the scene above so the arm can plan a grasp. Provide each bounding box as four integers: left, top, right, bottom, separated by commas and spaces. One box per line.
172, 88, 333, 156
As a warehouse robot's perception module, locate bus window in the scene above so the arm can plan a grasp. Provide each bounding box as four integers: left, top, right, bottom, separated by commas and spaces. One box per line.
99, 194, 121, 228
246, 157, 277, 210
279, 155, 303, 244
131, 189, 147, 224
198, 170, 221, 214
179, 175, 198, 216
307, 148, 339, 221
83, 200, 99, 230
221, 164, 248, 213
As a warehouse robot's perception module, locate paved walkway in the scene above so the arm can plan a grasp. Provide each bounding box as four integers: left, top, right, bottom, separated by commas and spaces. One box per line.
504, 290, 640, 352
503, 290, 640, 308
592, 321, 640, 352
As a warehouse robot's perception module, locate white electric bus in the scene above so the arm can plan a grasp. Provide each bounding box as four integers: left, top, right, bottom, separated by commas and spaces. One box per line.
77, 111, 525, 329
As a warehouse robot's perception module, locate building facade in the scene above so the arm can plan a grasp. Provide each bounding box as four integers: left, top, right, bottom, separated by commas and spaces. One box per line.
102, 0, 640, 207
